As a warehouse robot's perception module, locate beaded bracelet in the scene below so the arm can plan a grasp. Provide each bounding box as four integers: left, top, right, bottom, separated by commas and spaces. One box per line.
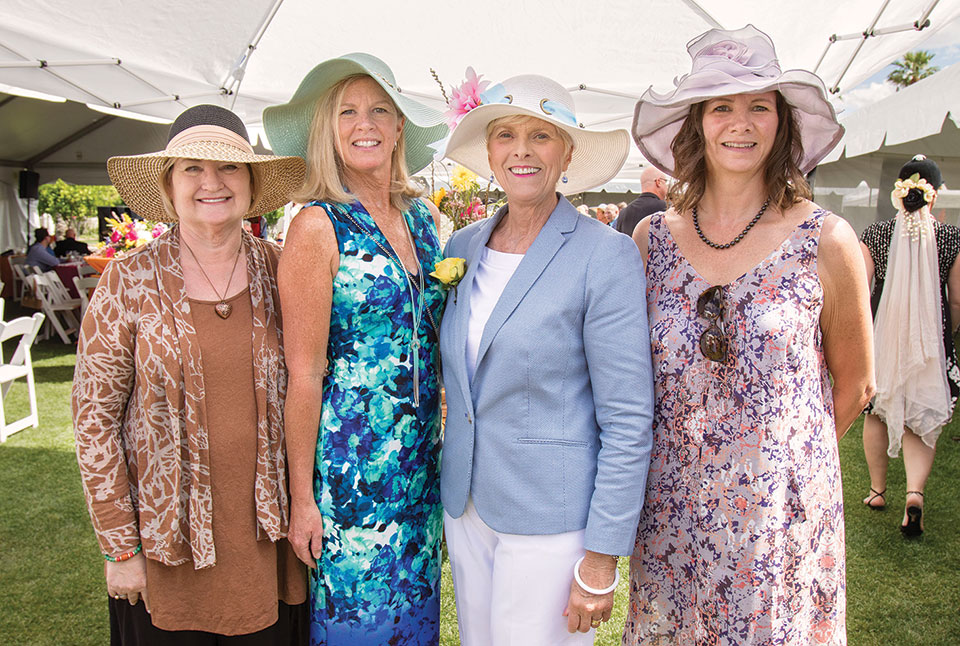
104, 543, 142, 563
573, 555, 620, 596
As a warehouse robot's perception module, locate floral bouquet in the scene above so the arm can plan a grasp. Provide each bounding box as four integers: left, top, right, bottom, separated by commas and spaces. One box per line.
430, 165, 496, 231
93, 212, 168, 259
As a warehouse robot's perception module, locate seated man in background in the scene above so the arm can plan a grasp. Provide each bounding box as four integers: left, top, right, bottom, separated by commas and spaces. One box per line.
55, 228, 90, 257
25, 227, 60, 271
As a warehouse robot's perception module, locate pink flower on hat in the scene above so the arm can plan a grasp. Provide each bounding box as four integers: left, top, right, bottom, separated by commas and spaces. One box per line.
445, 67, 490, 130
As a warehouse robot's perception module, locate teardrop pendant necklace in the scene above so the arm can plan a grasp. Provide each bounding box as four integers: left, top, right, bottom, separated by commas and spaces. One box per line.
181, 236, 243, 319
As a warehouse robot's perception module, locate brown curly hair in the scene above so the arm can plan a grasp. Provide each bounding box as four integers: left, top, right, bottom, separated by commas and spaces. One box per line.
667, 92, 811, 214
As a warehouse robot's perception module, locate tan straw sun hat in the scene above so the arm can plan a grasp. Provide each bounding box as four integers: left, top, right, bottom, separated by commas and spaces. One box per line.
108, 104, 306, 222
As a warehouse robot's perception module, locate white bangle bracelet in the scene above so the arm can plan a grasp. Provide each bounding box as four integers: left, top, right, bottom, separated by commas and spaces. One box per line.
573, 555, 619, 595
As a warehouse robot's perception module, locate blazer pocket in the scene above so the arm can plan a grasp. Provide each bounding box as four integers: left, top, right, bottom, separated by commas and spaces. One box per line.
515, 437, 589, 448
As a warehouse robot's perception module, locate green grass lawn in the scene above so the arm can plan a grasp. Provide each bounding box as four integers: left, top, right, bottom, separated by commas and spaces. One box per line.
1, 339, 958, 644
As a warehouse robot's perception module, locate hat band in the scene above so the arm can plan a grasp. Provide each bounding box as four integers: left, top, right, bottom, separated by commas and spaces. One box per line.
166, 125, 254, 155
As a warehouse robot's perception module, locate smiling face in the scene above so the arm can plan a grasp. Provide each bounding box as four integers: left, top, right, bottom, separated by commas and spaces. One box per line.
486, 115, 572, 207
336, 76, 404, 178
701, 91, 779, 180
166, 158, 252, 232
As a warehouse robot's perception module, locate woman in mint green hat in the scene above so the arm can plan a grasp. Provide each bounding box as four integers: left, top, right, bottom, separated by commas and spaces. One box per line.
264, 53, 448, 646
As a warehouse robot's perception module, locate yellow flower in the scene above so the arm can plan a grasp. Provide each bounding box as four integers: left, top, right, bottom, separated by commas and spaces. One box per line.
430, 187, 447, 207
450, 165, 478, 192
430, 257, 467, 287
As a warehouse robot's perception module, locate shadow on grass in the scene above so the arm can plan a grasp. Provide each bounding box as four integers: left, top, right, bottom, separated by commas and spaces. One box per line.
32, 364, 77, 384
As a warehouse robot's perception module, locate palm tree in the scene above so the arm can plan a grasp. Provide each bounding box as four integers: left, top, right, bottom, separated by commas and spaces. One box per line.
887, 51, 940, 89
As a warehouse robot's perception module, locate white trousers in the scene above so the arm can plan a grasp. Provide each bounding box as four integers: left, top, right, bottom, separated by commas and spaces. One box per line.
444, 499, 595, 646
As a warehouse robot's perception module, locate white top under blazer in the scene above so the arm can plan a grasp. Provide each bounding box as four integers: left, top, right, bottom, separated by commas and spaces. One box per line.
465, 246, 524, 383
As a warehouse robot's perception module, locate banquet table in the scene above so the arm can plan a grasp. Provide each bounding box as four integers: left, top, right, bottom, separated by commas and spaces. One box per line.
53, 262, 84, 298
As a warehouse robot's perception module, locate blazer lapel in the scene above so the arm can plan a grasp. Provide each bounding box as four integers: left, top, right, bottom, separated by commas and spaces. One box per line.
472, 198, 578, 384
453, 216, 498, 410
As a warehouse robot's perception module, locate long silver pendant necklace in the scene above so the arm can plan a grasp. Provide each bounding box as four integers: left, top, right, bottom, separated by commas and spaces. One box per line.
342, 207, 434, 406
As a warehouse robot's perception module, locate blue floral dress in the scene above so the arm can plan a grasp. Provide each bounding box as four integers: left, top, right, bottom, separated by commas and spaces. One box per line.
308, 198, 445, 646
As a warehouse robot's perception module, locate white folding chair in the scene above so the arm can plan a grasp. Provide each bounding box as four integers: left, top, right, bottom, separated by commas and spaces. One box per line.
77, 263, 98, 278
0, 312, 45, 442
73, 276, 100, 321
29, 273, 82, 344
12, 262, 32, 302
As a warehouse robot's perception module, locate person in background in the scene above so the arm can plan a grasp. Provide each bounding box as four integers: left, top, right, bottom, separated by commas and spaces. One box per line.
439, 72, 652, 645
615, 167, 669, 236
859, 155, 960, 537
626, 25, 874, 644
595, 204, 614, 225
55, 227, 91, 257
263, 52, 449, 646
73, 104, 308, 645
25, 227, 60, 270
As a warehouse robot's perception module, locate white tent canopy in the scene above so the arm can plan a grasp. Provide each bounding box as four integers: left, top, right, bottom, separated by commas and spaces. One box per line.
815, 61, 960, 233
1, 0, 957, 140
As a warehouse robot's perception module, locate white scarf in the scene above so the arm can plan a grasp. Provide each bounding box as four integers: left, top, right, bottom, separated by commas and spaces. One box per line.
872, 202, 951, 457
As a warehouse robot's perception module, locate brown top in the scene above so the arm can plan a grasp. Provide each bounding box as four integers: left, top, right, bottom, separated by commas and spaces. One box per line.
147, 289, 305, 634
72, 229, 288, 568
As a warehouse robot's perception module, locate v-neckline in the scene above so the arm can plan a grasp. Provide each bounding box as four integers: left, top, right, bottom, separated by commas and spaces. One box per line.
660, 209, 822, 288
351, 200, 421, 279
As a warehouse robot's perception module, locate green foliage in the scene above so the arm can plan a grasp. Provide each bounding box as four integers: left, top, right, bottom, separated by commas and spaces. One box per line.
262, 207, 284, 228
887, 51, 940, 89
37, 180, 122, 234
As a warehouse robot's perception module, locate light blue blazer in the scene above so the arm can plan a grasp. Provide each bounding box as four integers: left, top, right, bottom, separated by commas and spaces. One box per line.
439, 196, 654, 556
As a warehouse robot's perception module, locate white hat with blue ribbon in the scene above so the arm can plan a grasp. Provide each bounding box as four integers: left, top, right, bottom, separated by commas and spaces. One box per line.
441, 74, 630, 195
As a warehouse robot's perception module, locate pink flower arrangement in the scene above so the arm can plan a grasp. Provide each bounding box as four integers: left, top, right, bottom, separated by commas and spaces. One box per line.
93, 212, 167, 258
445, 67, 490, 129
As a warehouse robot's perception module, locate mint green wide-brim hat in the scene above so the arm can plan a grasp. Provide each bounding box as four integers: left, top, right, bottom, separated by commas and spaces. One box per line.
263, 52, 448, 174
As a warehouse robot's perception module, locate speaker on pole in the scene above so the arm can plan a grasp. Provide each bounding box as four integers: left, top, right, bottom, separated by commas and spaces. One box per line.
18, 170, 39, 200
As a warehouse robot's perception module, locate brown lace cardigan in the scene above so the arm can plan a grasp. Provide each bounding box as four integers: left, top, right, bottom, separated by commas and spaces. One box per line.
72, 228, 288, 569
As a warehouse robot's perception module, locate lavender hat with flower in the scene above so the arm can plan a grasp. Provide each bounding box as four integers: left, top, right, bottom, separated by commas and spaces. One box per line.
633, 24, 843, 175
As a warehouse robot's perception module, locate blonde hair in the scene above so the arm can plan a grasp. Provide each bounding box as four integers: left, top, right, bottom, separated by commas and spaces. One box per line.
293, 74, 423, 210
484, 114, 575, 158
158, 158, 259, 220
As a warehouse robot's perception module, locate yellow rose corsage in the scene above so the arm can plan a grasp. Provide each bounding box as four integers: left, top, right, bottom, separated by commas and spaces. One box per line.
430, 257, 466, 287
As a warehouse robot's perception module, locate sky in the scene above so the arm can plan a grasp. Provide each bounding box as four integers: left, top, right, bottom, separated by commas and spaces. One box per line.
836, 18, 960, 113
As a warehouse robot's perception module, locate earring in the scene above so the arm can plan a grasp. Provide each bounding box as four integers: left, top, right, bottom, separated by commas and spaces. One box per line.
561, 174, 569, 184
490, 175, 495, 183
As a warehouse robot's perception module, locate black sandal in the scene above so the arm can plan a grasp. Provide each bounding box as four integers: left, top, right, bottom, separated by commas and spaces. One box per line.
863, 487, 886, 510
901, 491, 924, 538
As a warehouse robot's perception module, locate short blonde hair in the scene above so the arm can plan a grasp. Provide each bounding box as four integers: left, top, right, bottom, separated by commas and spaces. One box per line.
158, 158, 260, 220
484, 114, 574, 158
293, 74, 423, 210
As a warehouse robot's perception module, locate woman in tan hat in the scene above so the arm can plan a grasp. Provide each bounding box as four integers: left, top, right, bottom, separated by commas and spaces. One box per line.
72, 104, 307, 644
262, 53, 448, 645
625, 25, 874, 644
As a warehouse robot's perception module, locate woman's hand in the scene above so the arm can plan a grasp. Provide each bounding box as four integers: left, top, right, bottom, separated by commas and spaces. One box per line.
105, 552, 148, 611
563, 551, 617, 633
289, 497, 325, 568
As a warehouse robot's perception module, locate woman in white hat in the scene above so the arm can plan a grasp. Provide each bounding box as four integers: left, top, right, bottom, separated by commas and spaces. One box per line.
439, 73, 654, 644
624, 25, 875, 644
262, 54, 448, 645
860, 155, 960, 537
73, 104, 307, 644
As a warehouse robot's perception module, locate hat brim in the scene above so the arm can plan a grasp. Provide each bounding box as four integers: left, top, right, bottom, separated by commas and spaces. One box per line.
633, 70, 844, 175
107, 143, 306, 223
443, 103, 630, 195
262, 55, 448, 175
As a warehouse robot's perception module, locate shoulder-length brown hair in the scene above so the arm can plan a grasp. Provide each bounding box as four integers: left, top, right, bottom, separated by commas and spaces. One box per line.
292, 74, 424, 210
668, 92, 811, 214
